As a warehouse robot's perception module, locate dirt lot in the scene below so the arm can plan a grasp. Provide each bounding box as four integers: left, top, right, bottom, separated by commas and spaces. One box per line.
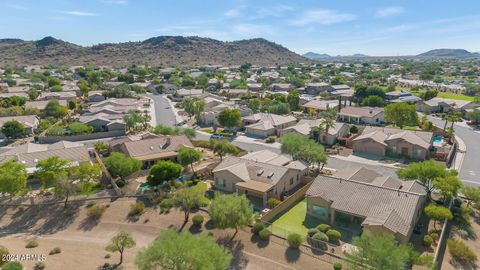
0, 197, 335, 270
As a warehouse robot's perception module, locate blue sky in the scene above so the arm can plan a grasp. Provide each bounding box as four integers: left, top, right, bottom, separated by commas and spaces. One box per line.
1, 0, 479, 56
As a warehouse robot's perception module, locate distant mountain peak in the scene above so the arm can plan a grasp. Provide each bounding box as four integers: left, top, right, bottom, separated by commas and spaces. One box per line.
303, 52, 331, 59
417, 48, 479, 58
35, 36, 65, 47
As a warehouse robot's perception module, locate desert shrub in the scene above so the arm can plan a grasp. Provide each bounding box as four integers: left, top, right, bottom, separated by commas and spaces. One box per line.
429, 232, 439, 243
252, 222, 265, 235
266, 136, 275, 143
25, 240, 38, 248
2, 262, 22, 270
86, 201, 96, 208
447, 238, 477, 264
115, 179, 126, 187
333, 262, 343, 270
87, 205, 106, 219
287, 233, 303, 249
0, 246, 8, 266
267, 198, 280, 208
423, 235, 433, 247
192, 214, 204, 226
129, 201, 145, 216
173, 181, 183, 188
258, 228, 272, 240
33, 262, 45, 270
159, 198, 173, 210
311, 232, 329, 250
316, 224, 331, 233
49, 247, 61, 255
349, 126, 358, 134
307, 228, 319, 237
326, 229, 342, 243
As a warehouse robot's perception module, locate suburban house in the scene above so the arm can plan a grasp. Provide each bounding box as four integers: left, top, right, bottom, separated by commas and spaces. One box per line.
243, 113, 297, 138
270, 83, 294, 92
416, 97, 480, 115
38, 91, 77, 101
78, 113, 126, 132
352, 127, 433, 160
385, 90, 420, 102
86, 98, 149, 115
220, 88, 249, 98
338, 106, 385, 125
174, 88, 204, 99
0, 115, 39, 138
281, 119, 349, 145
304, 82, 331, 95
247, 83, 263, 92
306, 167, 427, 243
113, 135, 193, 168
0, 141, 92, 174
87, 91, 106, 103
301, 100, 339, 113
25, 99, 68, 110
213, 150, 308, 207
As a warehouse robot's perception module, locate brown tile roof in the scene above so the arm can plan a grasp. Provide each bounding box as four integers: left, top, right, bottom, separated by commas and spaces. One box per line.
121, 135, 193, 159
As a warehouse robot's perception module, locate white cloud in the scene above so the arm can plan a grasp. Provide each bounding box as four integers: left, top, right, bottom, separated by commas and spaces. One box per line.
62, 11, 98, 16
225, 9, 241, 18
231, 24, 276, 36
254, 4, 295, 18
289, 9, 356, 26
102, 0, 128, 4
375, 6, 404, 18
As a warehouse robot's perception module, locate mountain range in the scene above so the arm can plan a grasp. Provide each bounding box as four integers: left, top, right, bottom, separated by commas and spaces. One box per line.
303, 49, 480, 60
0, 36, 308, 67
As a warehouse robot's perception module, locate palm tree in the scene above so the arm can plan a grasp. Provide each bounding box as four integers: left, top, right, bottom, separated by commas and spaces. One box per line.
441, 113, 449, 133
313, 122, 326, 143
322, 108, 337, 136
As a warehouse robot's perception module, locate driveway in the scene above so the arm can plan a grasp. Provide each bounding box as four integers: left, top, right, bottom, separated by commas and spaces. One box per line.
146, 94, 178, 126
428, 115, 480, 186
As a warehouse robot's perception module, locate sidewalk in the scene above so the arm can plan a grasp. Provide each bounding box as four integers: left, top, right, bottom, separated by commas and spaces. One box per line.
451, 134, 466, 172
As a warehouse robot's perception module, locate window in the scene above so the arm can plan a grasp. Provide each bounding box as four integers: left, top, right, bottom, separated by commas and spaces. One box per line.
290, 178, 293, 185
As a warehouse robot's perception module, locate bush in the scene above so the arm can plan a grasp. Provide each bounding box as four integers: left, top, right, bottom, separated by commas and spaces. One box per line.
2, 262, 22, 270
429, 232, 439, 243
349, 126, 358, 134
333, 262, 343, 270
447, 238, 477, 263
266, 136, 275, 143
0, 245, 8, 266
311, 232, 329, 250
316, 224, 331, 233
326, 229, 342, 243
287, 233, 303, 249
422, 235, 433, 247
267, 198, 280, 208
192, 214, 204, 226
252, 222, 265, 235
49, 247, 61, 255
115, 179, 126, 187
87, 205, 106, 219
33, 262, 45, 270
258, 228, 272, 240
129, 201, 145, 216
86, 201, 96, 208
25, 240, 39, 248
159, 198, 173, 210
307, 228, 319, 237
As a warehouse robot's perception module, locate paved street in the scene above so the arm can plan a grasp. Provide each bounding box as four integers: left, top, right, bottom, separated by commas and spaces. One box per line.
146, 94, 178, 126
428, 116, 480, 186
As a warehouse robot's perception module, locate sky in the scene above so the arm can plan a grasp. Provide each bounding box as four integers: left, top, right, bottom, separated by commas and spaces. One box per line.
1, 0, 480, 56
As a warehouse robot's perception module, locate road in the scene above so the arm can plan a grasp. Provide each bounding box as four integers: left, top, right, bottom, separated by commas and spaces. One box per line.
428, 116, 480, 186
146, 94, 178, 126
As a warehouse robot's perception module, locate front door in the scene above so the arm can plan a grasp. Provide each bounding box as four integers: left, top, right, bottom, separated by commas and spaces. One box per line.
401, 147, 409, 156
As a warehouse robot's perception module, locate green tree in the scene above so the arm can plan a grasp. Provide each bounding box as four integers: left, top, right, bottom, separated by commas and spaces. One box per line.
69, 122, 94, 135
268, 102, 291, 115
350, 232, 410, 270
467, 109, 480, 123
182, 97, 205, 122
397, 160, 456, 197
44, 100, 68, 119
47, 77, 61, 87
34, 156, 69, 188
177, 147, 201, 174
280, 133, 304, 160
37, 119, 52, 134
103, 152, 142, 179
106, 231, 136, 266
173, 185, 207, 226
70, 163, 102, 193
433, 174, 462, 201
147, 160, 183, 186
247, 98, 261, 113
50, 85, 63, 92
330, 76, 346, 85
213, 139, 239, 161
0, 161, 27, 197
361, 95, 384, 107
424, 204, 453, 229
2, 261, 22, 270
322, 108, 337, 136
287, 91, 300, 111
217, 108, 242, 131
123, 110, 145, 133
209, 193, 253, 242
135, 230, 232, 270
461, 186, 480, 207
68, 99, 77, 110
384, 103, 418, 128
1, 120, 25, 139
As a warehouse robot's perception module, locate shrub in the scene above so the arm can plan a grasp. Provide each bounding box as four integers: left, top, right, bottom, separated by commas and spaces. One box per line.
311, 232, 329, 250
159, 198, 173, 210
267, 198, 280, 208
316, 224, 331, 233
2, 262, 22, 270
33, 262, 45, 270
0, 245, 8, 266
87, 205, 106, 219
192, 214, 204, 226
258, 228, 272, 240
349, 126, 358, 134
287, 233, 303, 249
326, 229, 342, 243
422, 235, 433, 247
307, 228, 319, 237
447, 238, 477, 264
333, 262, 343, 270
266, 136, 275, 143
252, 222, 265, 235
25, 240, 38, 248
49, 247, 61, 255
115, 179, 126, 187
86, 201, 96, 208
429, 232, 439, 243
129, 201, 145, 216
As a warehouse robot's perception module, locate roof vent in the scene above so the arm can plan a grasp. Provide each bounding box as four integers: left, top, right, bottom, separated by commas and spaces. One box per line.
33, 159, 39, 163
20, 160, 26, 164
257, 169, 264, 176
267, 172, 274, 178
149, 146, 154, 151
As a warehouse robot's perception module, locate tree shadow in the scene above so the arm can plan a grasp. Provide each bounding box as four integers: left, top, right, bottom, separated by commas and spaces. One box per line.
249, 234, 270, 248
35, 202, 83, 234
188, 224, 202, 234
216, 236, 248, 270
204, 219, 216, 230
78, 216, 100, 231
449, 258, 478, 270
284, 247, 301, 263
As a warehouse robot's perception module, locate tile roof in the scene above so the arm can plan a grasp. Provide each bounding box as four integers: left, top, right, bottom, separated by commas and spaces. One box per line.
243, 113, 296, 127
339, 106, 384, 118
357, 127, 433, 150
121, 135, 193, 158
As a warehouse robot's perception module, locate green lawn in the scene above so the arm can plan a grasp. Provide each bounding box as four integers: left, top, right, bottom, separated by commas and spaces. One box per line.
270, 199, 321, 237
409, 90, 475, 101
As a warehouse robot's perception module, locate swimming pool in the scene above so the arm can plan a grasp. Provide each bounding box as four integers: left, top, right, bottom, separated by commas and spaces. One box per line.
433, 136, 443, 145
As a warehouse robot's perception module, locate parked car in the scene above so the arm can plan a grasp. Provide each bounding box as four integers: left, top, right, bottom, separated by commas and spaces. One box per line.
211, 133, 224, 139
